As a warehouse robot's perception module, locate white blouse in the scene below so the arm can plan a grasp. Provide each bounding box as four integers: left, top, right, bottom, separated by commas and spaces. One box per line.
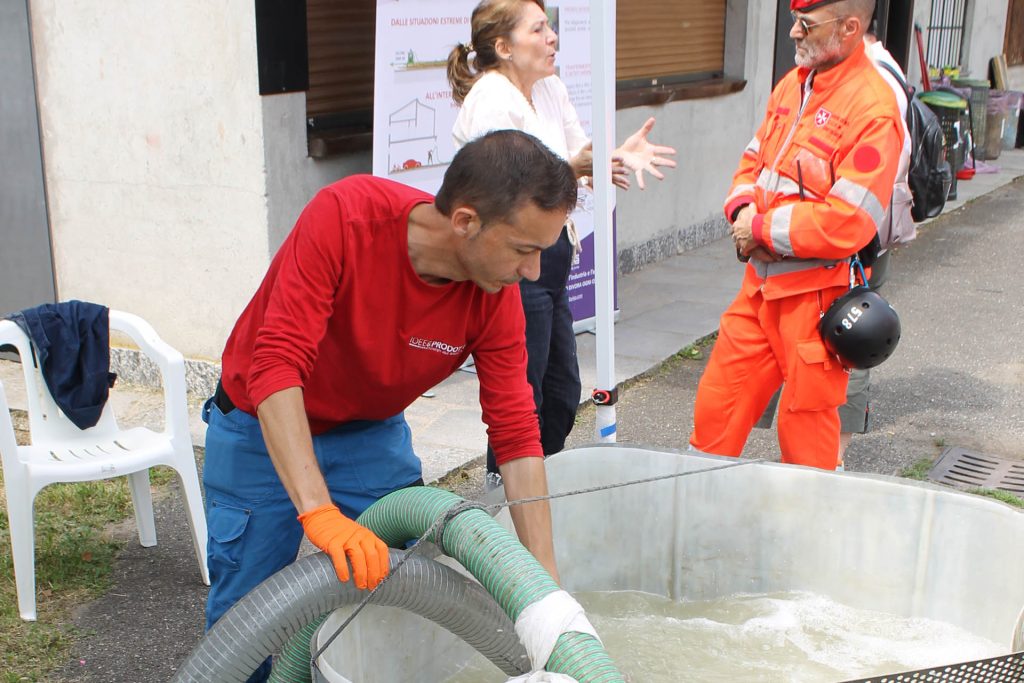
451, 71, 589, 161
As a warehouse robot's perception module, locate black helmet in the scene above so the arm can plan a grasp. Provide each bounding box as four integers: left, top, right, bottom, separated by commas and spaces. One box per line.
819, 286, 901, 369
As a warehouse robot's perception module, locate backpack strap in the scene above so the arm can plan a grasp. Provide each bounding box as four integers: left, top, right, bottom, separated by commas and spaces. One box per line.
877, 60, 913, 99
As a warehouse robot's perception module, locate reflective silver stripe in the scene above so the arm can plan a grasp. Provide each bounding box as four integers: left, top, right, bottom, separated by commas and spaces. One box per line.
829, 177, 886, 229
727, 184, 756, 204
745, 136, 761, 155
755, 168, 820, 200
769, 204, 795, 255
751, 256, 845, 278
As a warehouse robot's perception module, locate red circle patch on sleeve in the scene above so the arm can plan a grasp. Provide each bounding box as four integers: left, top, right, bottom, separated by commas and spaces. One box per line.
853, 145, 881, 173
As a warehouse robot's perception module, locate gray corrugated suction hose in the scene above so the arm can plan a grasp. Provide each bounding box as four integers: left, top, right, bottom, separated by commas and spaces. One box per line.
170, 551, 529, 683
360, 487, 624, 681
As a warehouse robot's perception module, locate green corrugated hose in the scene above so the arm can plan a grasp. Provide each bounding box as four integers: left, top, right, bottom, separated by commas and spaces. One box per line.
358, 487, 623, 682
274, 486, 624, 682
268, 616, 326, 683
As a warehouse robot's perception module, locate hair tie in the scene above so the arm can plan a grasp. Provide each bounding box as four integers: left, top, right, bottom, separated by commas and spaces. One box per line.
464, 42, 474, 53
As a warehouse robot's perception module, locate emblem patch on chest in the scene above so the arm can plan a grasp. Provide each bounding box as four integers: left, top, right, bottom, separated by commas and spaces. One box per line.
409, 336, 465, 356
814, 107, 832, 127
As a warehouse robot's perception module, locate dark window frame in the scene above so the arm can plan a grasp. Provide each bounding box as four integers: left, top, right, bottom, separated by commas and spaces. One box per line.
1006, 0, 1024, 67
925, 0, 968, 71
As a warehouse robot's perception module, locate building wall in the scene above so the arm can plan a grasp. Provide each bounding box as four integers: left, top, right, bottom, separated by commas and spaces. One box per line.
260, 93, 370, 253
906, 1, 1012, 87
1008, 66, 1024, 91
261, 0, 777, 278
29, 0, 271, 360
31, 1, 968, 364
614, 0, 774, 270
961, 0, 1010, 81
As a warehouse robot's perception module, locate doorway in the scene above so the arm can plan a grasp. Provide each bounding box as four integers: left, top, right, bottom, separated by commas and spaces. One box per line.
1, 0, 56, 317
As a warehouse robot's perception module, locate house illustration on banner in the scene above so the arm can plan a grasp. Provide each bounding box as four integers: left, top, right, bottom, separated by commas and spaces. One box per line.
388, 98, 443, 173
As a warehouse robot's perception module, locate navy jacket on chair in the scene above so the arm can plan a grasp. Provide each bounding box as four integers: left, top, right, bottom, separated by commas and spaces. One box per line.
7, 301, 117, 430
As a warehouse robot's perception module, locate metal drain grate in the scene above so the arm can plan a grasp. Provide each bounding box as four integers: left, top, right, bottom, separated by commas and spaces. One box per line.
841, 651, 1024, 682
928, 447, 1024, 495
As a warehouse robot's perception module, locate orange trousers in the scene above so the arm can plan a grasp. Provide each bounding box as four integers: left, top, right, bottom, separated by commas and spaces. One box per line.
690, 285, 849, 469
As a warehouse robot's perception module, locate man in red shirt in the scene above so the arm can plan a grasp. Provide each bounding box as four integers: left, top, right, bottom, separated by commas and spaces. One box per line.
202, 130, 577, 680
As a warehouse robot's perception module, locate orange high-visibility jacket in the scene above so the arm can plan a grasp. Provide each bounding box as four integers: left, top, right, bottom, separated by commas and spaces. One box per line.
725, 41, 904, 300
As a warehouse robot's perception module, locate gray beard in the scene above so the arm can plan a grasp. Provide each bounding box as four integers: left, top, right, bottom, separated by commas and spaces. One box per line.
794, 31, 843, 70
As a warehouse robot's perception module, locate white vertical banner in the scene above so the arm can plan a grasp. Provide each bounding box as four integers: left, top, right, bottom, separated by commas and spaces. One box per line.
546, 2, 601, 327
590, 0, 617, 442
371, 0, 471, 194
371, 0, 614, 328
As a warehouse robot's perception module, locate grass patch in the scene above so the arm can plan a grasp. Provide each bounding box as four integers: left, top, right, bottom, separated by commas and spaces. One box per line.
899, 457, 934, 481
966, 487, 1024, 509
647, 332, 718, 378
1, 460, 178, 681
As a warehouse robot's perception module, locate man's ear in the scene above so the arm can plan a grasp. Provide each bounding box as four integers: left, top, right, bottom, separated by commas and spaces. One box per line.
451, 206, 481, 238
843, 15, 863, 40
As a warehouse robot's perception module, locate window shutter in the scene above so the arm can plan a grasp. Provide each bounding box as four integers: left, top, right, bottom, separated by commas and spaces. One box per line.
1007, 0, 1024, 67
617, 1, 726, 85
306, 0, 376, 122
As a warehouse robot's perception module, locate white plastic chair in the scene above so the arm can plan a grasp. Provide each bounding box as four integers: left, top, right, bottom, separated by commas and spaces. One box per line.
0, 310, 209, 621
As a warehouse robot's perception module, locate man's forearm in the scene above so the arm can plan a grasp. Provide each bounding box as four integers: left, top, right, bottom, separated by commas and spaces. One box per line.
499, 456, 560, 583
256, 386, 331, 514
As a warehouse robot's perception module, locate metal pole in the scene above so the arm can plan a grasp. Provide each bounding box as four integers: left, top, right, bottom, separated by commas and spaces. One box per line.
590, 0, 617, 442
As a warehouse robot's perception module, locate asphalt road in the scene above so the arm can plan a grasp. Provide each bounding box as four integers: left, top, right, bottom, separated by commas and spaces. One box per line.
53, 178, 1023, 682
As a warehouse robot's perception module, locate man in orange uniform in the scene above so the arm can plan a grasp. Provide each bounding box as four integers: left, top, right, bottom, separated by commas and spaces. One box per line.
690, 0, 903, 469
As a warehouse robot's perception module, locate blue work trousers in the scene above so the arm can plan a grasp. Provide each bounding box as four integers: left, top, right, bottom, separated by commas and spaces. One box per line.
201, 400, 422, 682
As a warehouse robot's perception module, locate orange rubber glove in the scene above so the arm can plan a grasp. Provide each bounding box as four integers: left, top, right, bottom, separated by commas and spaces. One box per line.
298, 503, 390, 590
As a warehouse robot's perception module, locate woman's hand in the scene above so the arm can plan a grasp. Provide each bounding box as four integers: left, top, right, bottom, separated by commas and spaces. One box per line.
570, 143, 594, 181
573, 142, 648, 191
613, 117, 677, 190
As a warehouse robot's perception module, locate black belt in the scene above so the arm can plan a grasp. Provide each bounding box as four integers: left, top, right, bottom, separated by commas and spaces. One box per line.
213, 380, 236, 414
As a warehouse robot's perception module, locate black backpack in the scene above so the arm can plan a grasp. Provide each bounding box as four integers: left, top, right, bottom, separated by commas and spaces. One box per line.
878, 61, 952, 222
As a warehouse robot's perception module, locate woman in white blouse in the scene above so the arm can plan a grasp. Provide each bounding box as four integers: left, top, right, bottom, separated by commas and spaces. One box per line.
447, 0, 675, 483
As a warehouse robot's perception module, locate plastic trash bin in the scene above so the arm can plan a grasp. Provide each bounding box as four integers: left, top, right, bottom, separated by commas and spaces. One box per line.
951, 78, 991, 159
1001, 91, 1022, 151
983, 91, 1012, 161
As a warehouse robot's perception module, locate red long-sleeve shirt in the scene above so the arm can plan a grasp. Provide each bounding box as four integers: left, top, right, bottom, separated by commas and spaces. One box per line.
220, 175, 541, 464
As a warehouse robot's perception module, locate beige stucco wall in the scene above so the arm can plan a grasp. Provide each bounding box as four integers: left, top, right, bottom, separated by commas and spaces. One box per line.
30, 0, 270, 360
31, 1, 1005, 364
21, 0, 780, 362
260, 93, 370, 253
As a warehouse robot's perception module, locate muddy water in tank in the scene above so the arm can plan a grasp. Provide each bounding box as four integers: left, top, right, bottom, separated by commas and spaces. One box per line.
314, 447, 1024, 682
446, 590, 1007, 682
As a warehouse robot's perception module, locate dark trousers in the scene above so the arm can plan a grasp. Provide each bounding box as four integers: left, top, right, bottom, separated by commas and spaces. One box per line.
488, 229, 582, 473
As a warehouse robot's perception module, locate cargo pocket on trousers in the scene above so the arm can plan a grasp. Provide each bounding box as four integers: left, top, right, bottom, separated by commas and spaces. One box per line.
788, 338, 848, 412
207, 500, 251, 573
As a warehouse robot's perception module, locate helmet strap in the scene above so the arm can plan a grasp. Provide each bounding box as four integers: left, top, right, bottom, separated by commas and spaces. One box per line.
849, 256, 868, 289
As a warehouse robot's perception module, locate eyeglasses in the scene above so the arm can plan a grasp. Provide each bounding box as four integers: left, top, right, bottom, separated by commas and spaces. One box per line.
791, 12, 843, 35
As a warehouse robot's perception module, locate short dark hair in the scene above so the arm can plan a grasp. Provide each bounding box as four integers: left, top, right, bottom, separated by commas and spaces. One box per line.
835, 0, 876, 25
436, 129, 578, 225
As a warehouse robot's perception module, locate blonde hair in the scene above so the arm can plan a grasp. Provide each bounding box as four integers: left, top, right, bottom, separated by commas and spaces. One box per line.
446, 0, 545, 105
